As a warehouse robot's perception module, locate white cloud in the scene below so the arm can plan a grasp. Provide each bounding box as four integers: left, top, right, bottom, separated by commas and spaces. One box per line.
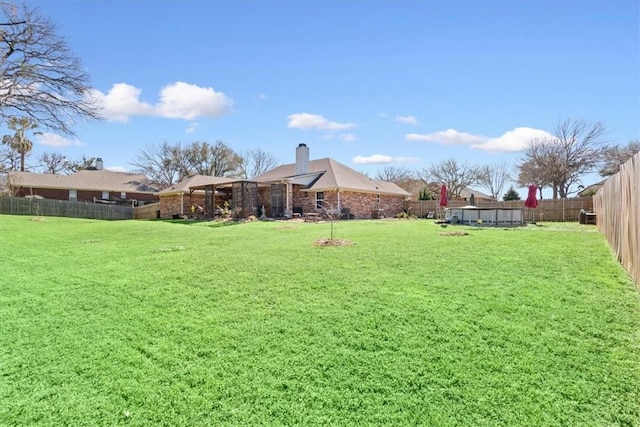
340, 133, 356, 142
90, 83, 153, 122
353, 154, 420, 164
406, 129, 486, 146
156, 82, 232, 120
395, 115, 418, 125
186, 122, 199, 134
406, 127, 553, 153
36, 133, 84, 147
287, 113, 356, 131
259, 93, 268, 100
474, 127, 555, 152
91, 81, 232, 122
106, 166, 128, 173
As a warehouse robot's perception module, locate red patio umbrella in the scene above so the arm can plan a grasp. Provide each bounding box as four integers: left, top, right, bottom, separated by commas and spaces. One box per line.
524, 184, 538, 223
439, 185, 448, 207
525, 184, 538, 208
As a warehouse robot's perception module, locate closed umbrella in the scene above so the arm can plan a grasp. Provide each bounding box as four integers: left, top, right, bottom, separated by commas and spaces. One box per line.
439, 185, 448, 207
525, 185, 538, 208
524, 184, 538, 223
438, 184, 448, 221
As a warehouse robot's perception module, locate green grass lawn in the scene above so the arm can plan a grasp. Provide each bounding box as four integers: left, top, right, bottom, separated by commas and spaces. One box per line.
0, 215, 638, 426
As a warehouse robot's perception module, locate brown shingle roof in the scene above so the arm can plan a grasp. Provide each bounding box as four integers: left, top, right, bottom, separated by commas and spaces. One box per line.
254, 158, 411, 197
158, 175, 235, 195
458, 187, 494, 200
9, 170, 159, 194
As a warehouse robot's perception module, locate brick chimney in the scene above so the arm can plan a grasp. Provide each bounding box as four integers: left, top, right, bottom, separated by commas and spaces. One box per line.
295, 143, 309, 175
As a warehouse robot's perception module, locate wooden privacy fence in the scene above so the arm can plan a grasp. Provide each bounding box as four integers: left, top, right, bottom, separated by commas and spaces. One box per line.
593, 152, 639, 287
0, 196, 134, 220
406, 197, 594, 222
134, 202, 161, 219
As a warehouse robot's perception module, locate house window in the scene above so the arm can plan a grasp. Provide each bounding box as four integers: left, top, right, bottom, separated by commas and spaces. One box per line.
316, 191, 324, 209
376, 194, 381, 204
102, 191, 109, 200
69, 189, 77, 202
120, 192, 126, 200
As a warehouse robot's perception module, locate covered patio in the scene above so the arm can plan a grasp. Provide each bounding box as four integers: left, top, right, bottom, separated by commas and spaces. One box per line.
189, 180, 261, 219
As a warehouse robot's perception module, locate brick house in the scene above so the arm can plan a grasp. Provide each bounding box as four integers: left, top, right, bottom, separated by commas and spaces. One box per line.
157, 145, 410, 220
253, 144, 410, 219
7, 159, 159, 205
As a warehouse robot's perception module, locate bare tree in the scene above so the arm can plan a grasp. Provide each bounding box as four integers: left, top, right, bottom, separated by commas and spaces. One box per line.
37, 151, 68, 174
0, 137, 21, 171
64, 155, 95, 174
520, 119, 607, 198
131, 141, 187, 187
0, 168, 21, 195
1, 117, 38, 171
374, 166, 415, 184
375, 166, 423, 196
517, 159, 549, 199
599, 140, 640, 176
419, 158, 483, 197
478, 162, 512, 200
0, 2, 100, 134
238, 148, 279, 179
183, 141, 242, 177
0, 170, 7, 194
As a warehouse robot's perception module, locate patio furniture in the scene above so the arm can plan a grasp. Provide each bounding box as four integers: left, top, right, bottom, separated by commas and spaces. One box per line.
304, 212, 320, 221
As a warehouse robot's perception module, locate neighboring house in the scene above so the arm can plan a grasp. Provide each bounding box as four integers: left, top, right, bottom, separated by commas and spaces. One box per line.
402, 179, 432, 200
253, 144, 411, 219
577, 181, 605, 197
457, 187, 495, 203
415, 182, 495, 203
8, 159, 159, 205
158, 175, 234, 218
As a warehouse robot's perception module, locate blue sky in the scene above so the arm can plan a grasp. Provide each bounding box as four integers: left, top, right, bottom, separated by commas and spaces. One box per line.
25, 0, 640, 197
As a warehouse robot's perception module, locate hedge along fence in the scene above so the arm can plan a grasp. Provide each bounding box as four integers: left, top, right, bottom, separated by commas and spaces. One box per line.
0, 196, 134, 220
406, 197, 594, 222
593, 152, 639, 287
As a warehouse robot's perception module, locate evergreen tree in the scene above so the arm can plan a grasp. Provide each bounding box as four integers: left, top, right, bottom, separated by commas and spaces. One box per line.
503, 186, 521, 201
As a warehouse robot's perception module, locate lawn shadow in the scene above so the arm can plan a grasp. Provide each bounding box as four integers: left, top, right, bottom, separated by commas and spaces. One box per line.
156, 219, 240, 228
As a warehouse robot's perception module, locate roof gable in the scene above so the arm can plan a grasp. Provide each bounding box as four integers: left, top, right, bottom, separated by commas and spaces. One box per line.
158, 175, 234, 195
255, 158, 410, 197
